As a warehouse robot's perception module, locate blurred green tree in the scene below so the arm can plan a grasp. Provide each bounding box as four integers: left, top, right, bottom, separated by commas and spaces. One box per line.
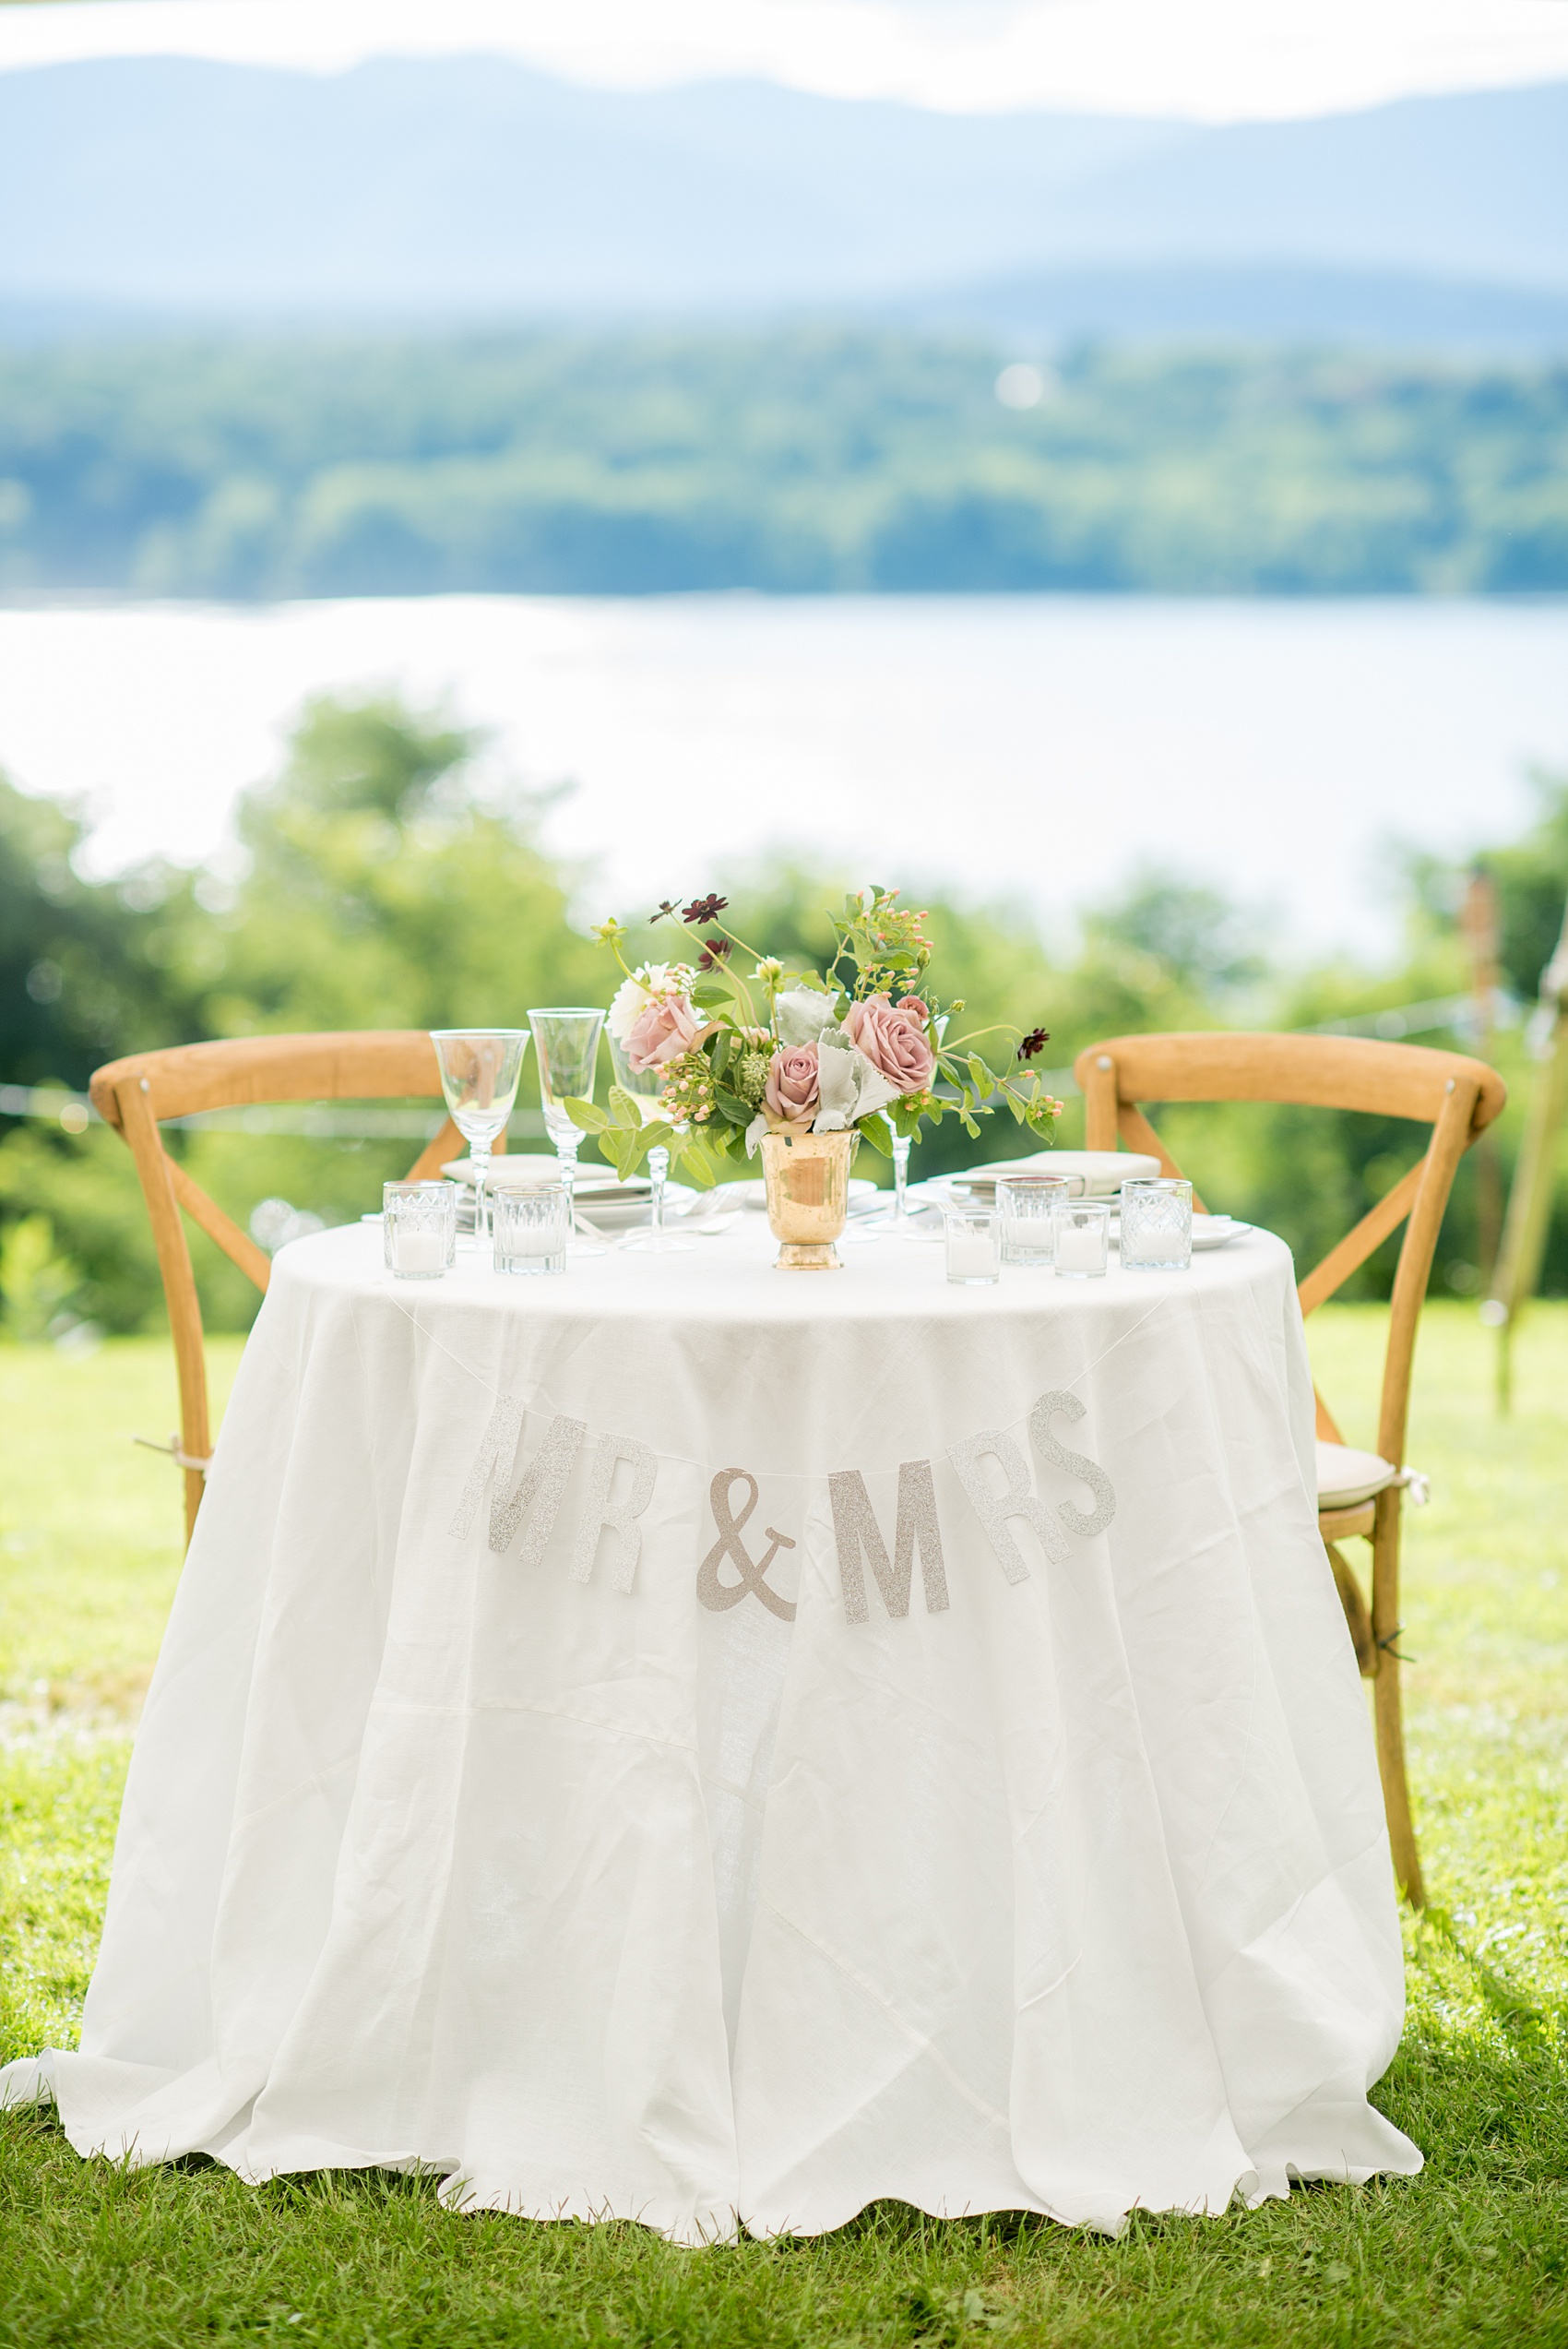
1478, 769, 1568, 1000
0, 773, 201, 1090
0, 695, 608, 1330
178, 693, 602, 1037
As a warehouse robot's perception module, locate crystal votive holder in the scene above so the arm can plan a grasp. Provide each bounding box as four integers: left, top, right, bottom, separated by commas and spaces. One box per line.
997, 1173, 1071, 1268
1053, 1198, 1111, 1280
493, 1179, 570, 1276
1120, 1176, 1194, 1271
944, 1207, 1001, 1285
384, 1180, 457, 1279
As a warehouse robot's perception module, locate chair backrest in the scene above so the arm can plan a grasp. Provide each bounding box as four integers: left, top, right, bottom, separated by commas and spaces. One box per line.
89, 1031, 469, 1541
1073, 1031, 1506, 1465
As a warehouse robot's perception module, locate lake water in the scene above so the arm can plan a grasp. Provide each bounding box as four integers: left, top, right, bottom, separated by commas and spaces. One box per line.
2, 593, 1565, 958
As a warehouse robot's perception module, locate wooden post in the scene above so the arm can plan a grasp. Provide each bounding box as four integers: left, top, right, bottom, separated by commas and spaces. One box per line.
1490, 891, 1568, 1413
1460, 868, 1503, 1283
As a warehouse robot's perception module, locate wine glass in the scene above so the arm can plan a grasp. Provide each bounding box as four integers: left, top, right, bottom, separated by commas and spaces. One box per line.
429, 1030, 529, 1249
607, 1032, 695, 1253
528, 1007, 606, 1256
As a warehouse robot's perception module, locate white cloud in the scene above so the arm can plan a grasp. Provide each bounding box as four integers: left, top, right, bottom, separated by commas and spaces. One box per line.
2, 0, 1568, 120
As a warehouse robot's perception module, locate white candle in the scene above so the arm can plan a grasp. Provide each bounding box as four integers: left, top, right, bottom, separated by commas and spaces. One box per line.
947, 1234, 999, 1280
393, 1227, 445, 1274
1055, 1222, 1105, 1273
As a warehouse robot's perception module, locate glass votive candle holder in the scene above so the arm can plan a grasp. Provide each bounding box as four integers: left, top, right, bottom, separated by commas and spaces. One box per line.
493, 1179, 570, 1276
383, 1180, 457, 1279
997, 1173, 1071, 1268
944, 1207, 1001, 1285
1052, 1198, 1111, 1280
1120, 1176, 1194, 1271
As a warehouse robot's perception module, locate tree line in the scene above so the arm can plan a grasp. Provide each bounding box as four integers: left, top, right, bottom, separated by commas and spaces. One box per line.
0, 330, 1564, 599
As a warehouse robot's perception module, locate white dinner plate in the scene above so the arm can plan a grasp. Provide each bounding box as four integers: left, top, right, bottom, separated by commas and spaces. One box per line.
944, 1150, 1163, 1202
443, 1156, 648, 1195
1190, 1214, 1253, 1250
575, 1184, 700, 1233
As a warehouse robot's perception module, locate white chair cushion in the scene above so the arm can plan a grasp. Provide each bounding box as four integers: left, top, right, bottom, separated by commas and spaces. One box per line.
1316, 1440, 1401, 1510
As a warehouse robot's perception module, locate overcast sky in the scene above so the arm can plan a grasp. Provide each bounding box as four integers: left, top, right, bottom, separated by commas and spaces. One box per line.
3, 0, 1568, 120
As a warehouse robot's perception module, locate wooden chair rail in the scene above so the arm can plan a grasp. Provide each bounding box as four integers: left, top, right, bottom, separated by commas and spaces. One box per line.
1297, 1158, 1428, 1318
89, 1032, 447, 1128
164, 1158, 273, 1291
92, 1031, 472, 1549
1082, 1030, 1505, 1129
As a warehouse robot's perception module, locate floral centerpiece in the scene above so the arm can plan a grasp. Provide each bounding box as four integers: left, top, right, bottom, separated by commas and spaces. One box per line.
567, 888, 1062, 1264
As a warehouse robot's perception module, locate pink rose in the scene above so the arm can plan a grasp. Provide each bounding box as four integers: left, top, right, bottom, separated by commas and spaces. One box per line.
893, 996, 932, 1030
844, 995, 936, 1094
626, 994, 701, 1071
765, 1043, 820, 1122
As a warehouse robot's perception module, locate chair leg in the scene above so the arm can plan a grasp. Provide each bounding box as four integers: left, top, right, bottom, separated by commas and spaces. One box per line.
1370, 1488, 1424, 1907
1324, 1540, 1376, 1675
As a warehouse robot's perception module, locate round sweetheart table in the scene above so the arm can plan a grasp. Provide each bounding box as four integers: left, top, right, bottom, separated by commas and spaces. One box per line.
4, 1214, 1420, 2239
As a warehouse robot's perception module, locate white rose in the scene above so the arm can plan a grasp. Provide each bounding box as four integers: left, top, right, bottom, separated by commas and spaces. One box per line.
607, 972, 654, 1046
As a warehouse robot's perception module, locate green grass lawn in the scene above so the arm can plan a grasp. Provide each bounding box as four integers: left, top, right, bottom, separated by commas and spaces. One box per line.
2, 1306, 1566, 2345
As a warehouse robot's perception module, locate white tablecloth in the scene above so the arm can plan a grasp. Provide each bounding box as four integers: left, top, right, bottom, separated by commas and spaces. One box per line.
5, 1216, 1420, 2238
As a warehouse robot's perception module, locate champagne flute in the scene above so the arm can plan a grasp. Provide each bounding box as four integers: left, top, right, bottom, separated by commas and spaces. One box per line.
528, 1007, 606, 1256
607, 1032, 695, 1253
429, 1030, 529, 1249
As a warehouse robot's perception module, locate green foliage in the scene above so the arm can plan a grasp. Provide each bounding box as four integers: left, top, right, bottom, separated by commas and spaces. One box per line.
0, 1127, 157, 1338
4, 1312, 1568, 2341
0, 694, 611, 1330
0, 771, 201, 1090
0, 1213, 78, 1343
2, 330, 1566, 596
1477, 769, 1568, 1000
201, 693, 603, 1037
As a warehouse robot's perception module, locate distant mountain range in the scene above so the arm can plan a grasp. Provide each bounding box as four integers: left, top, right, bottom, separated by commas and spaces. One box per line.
2, 57, 1567, 346
903, 263, 1568, 352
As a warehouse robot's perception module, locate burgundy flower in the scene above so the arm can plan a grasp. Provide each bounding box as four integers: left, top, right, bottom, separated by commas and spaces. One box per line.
682, 893, 729, 925
1018, 1027, 1051, 1060
698, 936, 732, 971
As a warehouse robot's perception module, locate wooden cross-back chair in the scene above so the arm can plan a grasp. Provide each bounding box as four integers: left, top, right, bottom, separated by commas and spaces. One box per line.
89, 1032, 480, 1548
1073, 1031, 1506, 1907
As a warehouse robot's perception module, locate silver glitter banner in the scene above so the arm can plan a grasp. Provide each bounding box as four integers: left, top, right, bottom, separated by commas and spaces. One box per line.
948, 1429, 1070, 1580
450, 1390, 1116, 1621
696, 1470, 798, 1621
570, 1432, 658, 1592
828, 1459, 950, 1624
1031, 1390, 1117, 1538
447, 1397, 587, 1569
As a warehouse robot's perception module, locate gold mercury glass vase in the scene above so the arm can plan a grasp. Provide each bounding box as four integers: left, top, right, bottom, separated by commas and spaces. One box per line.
760, 1128, 859, 1270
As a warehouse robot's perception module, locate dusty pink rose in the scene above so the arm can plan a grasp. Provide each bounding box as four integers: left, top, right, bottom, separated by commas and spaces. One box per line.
765, 1043, 820, 1122
625, 994, 701, 1072
893, 996, 932, 1030
845, 995, 937, 1094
